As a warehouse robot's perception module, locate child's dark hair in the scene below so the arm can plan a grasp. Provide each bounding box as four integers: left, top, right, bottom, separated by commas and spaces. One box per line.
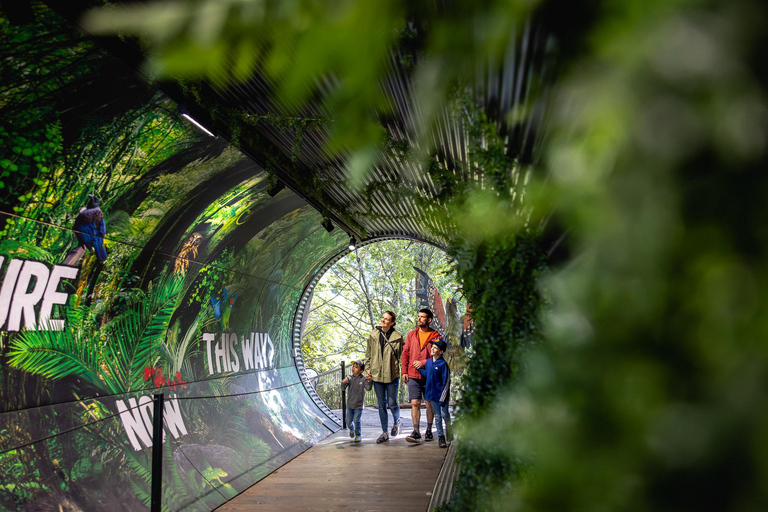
384, 310, 397, 325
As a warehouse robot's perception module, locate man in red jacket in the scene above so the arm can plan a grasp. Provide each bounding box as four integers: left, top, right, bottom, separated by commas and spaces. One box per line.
402, 308, 442, 442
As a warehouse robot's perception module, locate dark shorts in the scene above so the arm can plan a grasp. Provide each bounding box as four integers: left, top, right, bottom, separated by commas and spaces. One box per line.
407, 377, 427, 402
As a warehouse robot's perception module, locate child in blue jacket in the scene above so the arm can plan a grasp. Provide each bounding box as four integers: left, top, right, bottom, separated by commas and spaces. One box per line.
418, 339, 451, 447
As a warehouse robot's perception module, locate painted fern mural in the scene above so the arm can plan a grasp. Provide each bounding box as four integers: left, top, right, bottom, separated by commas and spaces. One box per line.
7, 274, 184, 394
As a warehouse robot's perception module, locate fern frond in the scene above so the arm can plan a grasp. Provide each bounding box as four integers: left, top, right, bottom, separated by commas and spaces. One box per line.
170, 305, 212, 374
0, 240, 55, 263
101, 274, 184, 392
8, 326, 106, 392
127, 275, 184, 385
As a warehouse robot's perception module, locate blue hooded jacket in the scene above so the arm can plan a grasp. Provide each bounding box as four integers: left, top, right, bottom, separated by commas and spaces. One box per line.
418, 356, 450, 406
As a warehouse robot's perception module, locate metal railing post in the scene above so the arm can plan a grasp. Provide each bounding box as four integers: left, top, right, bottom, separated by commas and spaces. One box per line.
341, 361, 346, 429
151, 393, 164, 512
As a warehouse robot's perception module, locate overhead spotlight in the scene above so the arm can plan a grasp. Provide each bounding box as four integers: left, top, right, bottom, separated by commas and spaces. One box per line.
267, 179, 285, 197
321, 218, 334, 233
348, 237, 356, 251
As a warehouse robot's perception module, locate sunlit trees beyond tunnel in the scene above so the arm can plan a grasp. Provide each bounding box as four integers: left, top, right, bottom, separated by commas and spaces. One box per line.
301, 240, 463, 374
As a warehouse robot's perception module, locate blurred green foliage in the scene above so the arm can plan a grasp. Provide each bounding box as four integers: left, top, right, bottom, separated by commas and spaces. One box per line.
83, 0, 536, 179
85, 0, 404, 156
497, 1, 768, 510
446, 230, 545, 510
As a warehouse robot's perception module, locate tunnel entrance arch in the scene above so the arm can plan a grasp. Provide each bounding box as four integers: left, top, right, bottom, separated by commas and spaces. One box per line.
290, 235, 454, 421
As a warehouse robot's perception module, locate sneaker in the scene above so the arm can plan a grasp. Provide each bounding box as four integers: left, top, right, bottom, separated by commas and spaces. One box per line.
390, 420, 401, 437
376, 432, 389, 444
425, 430, 434, 442
405, 431, 422, 443
438, 436, 447, 448
354, 435, 361, 443
349, 428, 355, 438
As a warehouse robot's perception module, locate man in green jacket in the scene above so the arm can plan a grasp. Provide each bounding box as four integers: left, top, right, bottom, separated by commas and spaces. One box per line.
365, 310, 404, 443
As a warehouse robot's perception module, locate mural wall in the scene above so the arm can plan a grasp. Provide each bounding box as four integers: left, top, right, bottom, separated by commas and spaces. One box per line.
0, 6, 345, 511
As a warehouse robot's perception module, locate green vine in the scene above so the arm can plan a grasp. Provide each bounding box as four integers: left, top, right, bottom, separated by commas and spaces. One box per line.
434, 87, 547, 510
188, 249, 235, 306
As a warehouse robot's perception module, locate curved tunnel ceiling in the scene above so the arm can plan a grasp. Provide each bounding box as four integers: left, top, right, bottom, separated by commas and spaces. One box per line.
155, 32, 555, 246
0, 2, 556, 510
35, 0, 557, 247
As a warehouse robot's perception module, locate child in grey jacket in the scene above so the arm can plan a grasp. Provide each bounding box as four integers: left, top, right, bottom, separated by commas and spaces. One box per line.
342, 360, 372, 442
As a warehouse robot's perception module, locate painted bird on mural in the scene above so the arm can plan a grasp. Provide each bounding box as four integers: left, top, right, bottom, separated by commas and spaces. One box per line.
174, 233, 203, 275
212, 286, 238, 331
63, 194, 107, 266
460, 304, 474, 349
414, 266, 473, 348
414, 267, 447, 332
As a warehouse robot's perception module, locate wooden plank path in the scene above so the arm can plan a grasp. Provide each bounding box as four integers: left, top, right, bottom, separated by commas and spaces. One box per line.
216, 425, 449, 511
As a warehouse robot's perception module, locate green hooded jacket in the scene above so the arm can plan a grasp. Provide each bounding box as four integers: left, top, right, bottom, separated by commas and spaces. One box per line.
365, 327, 403, 383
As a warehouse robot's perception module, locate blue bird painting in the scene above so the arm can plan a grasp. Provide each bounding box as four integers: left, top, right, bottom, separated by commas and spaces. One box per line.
63, 194, 107, 266
212, 287, 239, 331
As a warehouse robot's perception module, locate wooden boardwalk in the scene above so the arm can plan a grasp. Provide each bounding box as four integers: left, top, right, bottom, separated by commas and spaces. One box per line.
216, 426, 449, 511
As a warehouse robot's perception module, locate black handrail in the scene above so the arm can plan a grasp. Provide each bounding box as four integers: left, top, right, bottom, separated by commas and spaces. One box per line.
341, 361, 346, 429
151, 393, 164, 512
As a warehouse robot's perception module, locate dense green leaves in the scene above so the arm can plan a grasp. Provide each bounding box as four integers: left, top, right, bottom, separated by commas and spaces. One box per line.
7, 310, 104, 391
440, 110, 547, 511
85, 0, 406, 159
452, 234, 545, 420
446, 2, 768, 512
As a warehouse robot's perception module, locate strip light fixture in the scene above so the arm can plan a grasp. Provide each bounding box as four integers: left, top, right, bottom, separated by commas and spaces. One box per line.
181, 113, 215, 137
